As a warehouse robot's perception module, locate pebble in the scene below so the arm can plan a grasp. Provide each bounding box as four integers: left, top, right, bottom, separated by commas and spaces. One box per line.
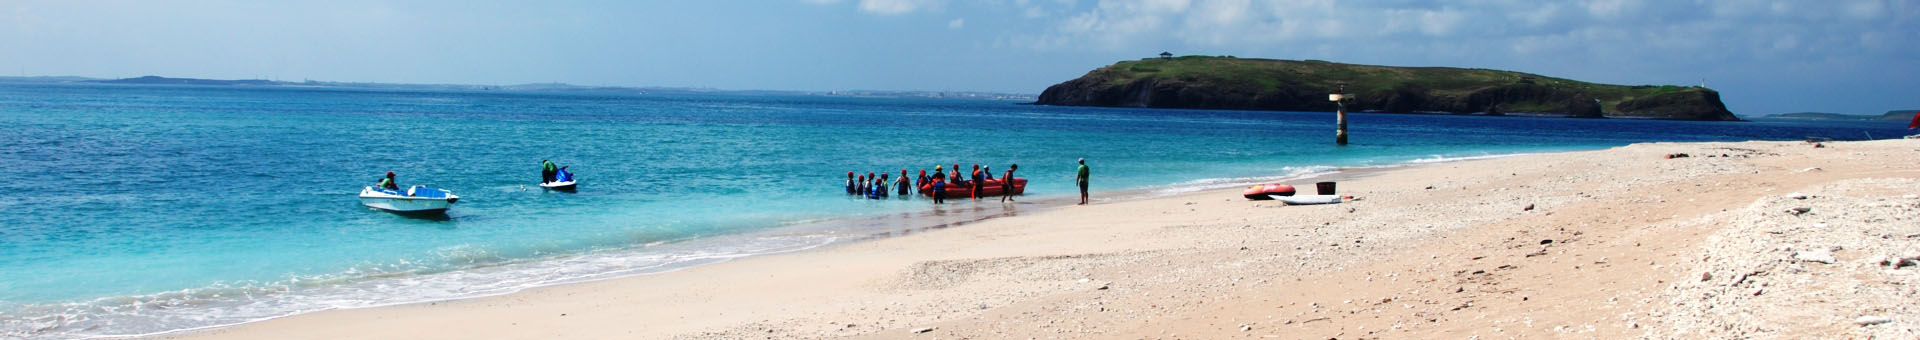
1854, 316, 1892, 326
1793, 250, 1836, 264
911, 327, 935, 334
1785, 207, 1811, 216
1785, 192, 1808, 199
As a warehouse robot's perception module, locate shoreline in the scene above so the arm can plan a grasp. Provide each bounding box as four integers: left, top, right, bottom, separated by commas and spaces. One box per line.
158, 139, 1920, 338
125, 151, 1571, 339
103, 159, 1374, 339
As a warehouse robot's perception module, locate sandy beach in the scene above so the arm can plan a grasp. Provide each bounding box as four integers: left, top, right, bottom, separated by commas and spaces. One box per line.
167, 139, 1920, 339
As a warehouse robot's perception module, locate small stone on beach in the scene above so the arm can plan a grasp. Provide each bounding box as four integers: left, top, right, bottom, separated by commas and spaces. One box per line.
1854, 316, 1892, 326
911, 327, 935, 334
1793, 250, 1836, 264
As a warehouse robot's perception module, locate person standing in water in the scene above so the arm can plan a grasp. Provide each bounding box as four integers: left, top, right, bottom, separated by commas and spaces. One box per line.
541, 160, 558, 184
846, 172, 856, 194
1000, 164, 1018, 203
897, 169, 911, 196
376, 172, 399, 190
932, 165, 945, 189
1076, 158, 1090, 205
970, 164, 984, 201
915, 170, 927, 195
874, 173, 889, 199
931, 175, 947, 204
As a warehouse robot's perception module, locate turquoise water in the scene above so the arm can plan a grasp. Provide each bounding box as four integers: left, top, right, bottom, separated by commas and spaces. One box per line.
0, 83, 1908, 338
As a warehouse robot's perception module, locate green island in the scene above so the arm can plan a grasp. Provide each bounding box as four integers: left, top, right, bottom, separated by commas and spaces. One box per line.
1036, 56, 1739, 121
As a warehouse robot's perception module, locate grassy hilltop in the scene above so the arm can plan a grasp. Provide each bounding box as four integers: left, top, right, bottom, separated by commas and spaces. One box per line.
1036, 56, 1738, 121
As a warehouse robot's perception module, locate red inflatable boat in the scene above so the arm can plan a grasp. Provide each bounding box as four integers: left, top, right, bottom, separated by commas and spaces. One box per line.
920, 178, 1027, 197
1242, 184, 1297, 200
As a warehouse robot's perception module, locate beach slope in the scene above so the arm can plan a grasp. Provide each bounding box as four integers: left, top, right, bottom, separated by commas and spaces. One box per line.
171, 139, 1920, 339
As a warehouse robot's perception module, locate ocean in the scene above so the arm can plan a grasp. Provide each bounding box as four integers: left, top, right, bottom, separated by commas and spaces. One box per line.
0, 82, 1907, 338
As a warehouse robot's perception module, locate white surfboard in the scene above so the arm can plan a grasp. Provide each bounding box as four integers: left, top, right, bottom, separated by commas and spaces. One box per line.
1277, 195, 1343, 205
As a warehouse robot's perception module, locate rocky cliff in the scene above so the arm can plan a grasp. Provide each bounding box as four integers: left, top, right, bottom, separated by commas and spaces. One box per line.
1036, 57, 1739, 121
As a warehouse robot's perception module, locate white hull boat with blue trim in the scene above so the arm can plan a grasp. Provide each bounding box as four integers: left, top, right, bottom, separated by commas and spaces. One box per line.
359, 185, 459, 213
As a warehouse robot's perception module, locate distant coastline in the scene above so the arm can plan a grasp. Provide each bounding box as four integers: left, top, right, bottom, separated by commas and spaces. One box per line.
0, 75, 1038, 101
1760, 110, 1917, 121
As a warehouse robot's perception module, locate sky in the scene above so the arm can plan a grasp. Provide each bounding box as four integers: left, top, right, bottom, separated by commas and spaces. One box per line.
2, 0, 1915, 115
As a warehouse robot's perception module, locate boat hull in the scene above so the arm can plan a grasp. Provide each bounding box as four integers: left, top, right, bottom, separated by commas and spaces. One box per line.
540, 181, 577, 191
359, 187, 458, 213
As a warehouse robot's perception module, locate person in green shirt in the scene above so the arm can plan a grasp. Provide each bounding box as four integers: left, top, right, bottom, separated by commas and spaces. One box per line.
377, 172, 399, 190
541, 160, 558, 184
1075, 158, 1090, 205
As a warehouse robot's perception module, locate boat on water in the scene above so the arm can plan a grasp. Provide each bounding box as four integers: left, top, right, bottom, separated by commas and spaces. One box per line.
919, 178, 1027, 197
359, 185, 460, 213
540, 180, 576, 191
541, 168, 577, 191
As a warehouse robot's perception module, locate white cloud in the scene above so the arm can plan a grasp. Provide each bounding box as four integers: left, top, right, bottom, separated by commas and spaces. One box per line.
948, 18, 965, 29
858, 0, 933, 15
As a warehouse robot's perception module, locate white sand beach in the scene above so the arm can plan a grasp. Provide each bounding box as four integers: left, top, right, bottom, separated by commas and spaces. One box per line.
169, 139, 1920, 339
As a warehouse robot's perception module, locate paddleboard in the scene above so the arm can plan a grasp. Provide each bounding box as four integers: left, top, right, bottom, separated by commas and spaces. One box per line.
1277, 195, 1343, 205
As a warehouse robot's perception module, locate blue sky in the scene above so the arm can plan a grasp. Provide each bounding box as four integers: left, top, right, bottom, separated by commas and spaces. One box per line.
2, 0, 1915, 115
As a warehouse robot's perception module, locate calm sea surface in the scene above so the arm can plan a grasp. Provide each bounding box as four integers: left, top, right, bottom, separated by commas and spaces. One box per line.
0, 83, 1907, 338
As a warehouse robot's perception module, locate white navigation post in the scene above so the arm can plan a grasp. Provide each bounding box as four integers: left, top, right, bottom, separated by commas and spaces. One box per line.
1330, 84, 1350, 146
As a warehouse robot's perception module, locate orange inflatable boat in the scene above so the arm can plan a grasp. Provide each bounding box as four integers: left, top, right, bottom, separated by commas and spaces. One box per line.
920, 178, 1027, 197
1242, 184, 1297, 200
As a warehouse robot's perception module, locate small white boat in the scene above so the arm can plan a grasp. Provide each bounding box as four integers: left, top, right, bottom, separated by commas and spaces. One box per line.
359, 185, 460, 213
539, 180, 577, 191
541, 168, 577, 191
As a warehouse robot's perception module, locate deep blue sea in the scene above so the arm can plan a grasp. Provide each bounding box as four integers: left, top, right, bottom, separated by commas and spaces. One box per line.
0, 82, 1908, 338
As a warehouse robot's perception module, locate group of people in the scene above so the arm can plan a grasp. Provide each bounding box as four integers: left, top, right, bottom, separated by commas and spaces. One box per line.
845, 163, 1022, 204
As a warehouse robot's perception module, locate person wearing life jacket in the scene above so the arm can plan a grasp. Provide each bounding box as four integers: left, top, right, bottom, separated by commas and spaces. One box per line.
951, 164, 963, 185
931, 175, 947, 204
541, 160, 558, 184
931, 165, 945, 189
377, 172, 399, 190
846, 172, 856, 194
970, 164, 984, 200
897, 169, 911, 196
556, 166, 572, 182
917, 170, 930, 195
873, 173, 889, 199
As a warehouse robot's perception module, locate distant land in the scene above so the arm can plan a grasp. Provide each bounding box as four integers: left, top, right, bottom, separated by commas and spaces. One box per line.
1763, 110, 1917, 121
0, 75, 1037, 101
1037, 56, 1739, 121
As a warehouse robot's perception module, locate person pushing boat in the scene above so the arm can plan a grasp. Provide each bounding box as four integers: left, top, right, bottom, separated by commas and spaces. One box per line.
970, 164, 984, 201
1000, 164, 1018, 203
